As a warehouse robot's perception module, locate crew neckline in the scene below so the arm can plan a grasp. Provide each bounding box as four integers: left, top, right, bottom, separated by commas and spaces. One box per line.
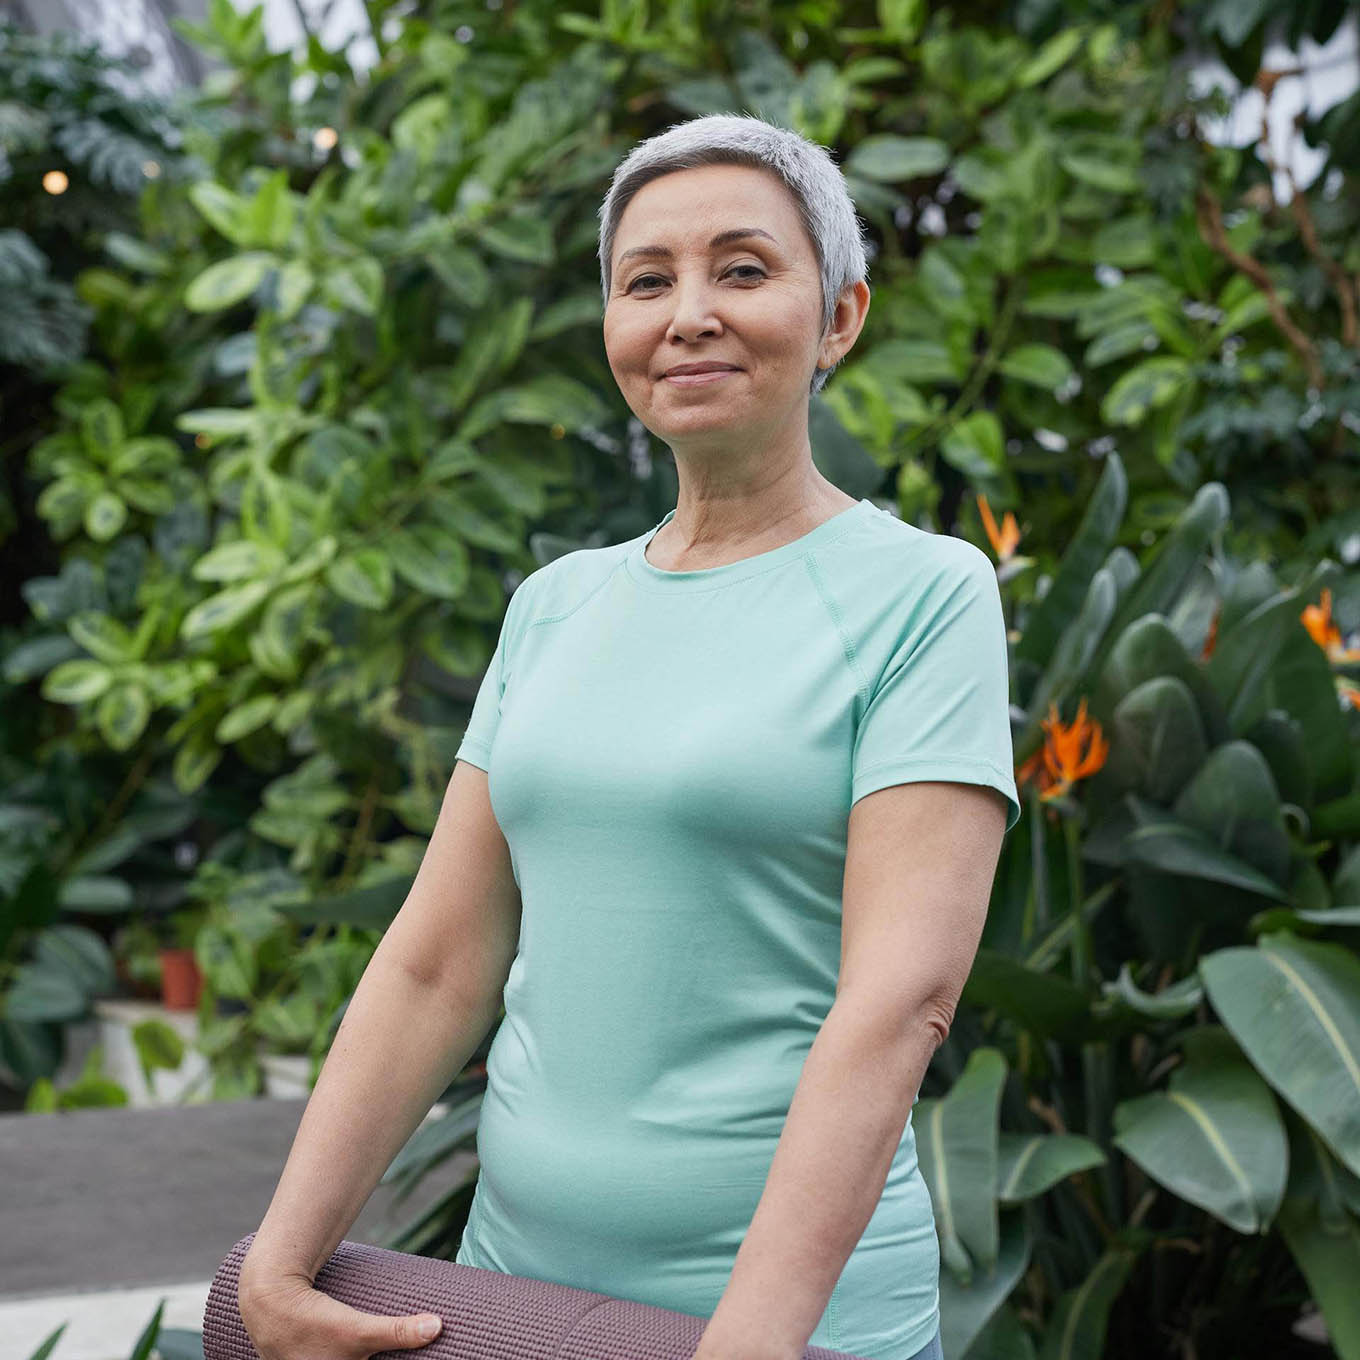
625, 498, 877, 592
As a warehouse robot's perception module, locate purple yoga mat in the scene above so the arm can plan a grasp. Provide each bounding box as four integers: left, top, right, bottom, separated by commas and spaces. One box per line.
203, 1231, 873, 1360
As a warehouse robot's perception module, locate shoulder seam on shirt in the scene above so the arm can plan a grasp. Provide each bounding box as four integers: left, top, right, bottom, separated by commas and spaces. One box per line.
802, 551, 871, 711
523, 550, 629, 632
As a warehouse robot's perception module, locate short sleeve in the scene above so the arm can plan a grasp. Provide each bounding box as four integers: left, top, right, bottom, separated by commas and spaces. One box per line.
851, 548, 1021, 833
455, 570, 538, 772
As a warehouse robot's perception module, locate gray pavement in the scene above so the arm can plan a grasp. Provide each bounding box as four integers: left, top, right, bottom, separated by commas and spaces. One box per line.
0, 1095, 476, 1302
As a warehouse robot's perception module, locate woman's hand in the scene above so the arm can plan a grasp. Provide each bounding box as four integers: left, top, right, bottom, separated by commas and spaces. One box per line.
239, 1270, 443, 1360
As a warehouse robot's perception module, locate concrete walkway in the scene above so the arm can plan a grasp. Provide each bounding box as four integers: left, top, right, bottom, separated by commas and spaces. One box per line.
0, 1097, 477, 1360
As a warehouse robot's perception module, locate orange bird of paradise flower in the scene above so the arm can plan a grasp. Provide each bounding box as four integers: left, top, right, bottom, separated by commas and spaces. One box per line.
977, 492, 1021, 562
1301, 586, 1360, 710
1017, 697, 1109, 805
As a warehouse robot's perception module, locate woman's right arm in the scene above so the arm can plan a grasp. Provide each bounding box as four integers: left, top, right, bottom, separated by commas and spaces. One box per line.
237, 759, 521, 1350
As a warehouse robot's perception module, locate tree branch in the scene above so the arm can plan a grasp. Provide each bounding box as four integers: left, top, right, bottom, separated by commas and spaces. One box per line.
1193, 184, 1324, 390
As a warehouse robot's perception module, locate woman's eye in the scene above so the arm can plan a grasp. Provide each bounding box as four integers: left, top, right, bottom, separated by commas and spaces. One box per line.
626, 265, 765, 292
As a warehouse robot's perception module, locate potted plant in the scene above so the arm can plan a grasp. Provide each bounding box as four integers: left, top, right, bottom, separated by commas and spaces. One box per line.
111, 918, 165, 1001
157, 906, 208, 1010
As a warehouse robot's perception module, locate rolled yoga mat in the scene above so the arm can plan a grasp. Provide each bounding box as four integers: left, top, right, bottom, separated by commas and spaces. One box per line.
204, 1231, 874, 1360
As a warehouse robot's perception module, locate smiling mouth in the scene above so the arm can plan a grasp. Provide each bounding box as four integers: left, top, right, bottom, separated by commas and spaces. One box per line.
663, 369, 742, 385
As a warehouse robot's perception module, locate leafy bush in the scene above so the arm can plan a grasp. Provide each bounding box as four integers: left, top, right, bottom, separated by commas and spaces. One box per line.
1, 1, 1358, 1355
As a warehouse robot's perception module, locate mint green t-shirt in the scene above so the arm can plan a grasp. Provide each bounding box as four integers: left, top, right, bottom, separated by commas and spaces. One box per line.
451, 497, 1020, 1360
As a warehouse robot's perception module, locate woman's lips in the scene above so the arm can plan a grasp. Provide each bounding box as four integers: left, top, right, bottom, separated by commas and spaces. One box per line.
663, 369, 741, 385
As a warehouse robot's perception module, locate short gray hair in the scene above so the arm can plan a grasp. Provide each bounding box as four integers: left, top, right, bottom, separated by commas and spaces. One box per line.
597, 113, 871, 397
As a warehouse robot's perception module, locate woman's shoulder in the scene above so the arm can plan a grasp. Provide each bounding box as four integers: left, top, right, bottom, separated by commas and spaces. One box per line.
818, 504, 994, 592
509, 532, 637, 627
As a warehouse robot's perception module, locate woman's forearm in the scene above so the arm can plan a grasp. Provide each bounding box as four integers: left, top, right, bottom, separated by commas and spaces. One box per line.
239, 937, 496, 1291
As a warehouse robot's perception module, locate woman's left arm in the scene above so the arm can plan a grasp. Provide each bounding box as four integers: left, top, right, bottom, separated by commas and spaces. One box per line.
693, 778, 1008, 1360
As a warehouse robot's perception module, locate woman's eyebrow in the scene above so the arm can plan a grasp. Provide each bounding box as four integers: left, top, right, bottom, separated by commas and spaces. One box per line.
616, 227, 779, 268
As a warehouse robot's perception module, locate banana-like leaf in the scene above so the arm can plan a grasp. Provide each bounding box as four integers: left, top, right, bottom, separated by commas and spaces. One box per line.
1200, 932, 1360, 1179
1101, 676, 1207, 804
1097, 961, 1203, 1020
1106, 482, 1228, 646
1270, 609, 1357, 804
997, 1131, 1106, 1204
1275, 1195, 1360, 1360
1035, 1241, 1141, 1360
1123, 817, 1291, 900
962, 950, 1107, 1042
1112, 1027, 1287, 1233
1173, 741, 1291, 886
279, 873, 413, 928
938, 1208, 1033, 1360
916, 1047, 1007, 1283
1017, 451, 1126, 671
1090, 612, 1230, 748
1248, 906, 1360, 937
960, 1300, 1038, 1360
382, 1090, 485, 1183
1285, 1107, 1360, 1229
1023, 881, 1119, 974
1336, 844, 1360, 907
1019, 566, 1120, 757
1206, 560, 1338, 739
1244, 706, 1313, 809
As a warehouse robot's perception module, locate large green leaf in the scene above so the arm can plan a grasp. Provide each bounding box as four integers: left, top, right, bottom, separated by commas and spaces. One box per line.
1102, 676, 1208, 805
1092, 615, 1230, 762
1100, 355, 1191, 426
1113, 1027, 1287, 1232
940, 410, 1004, 477
996, 1132, 1106, 1204
1059, 151, 1141, 194
458, 374, 610, 441
320, 255, 384, 315
938, 1209, 1033, 1360
1017, 453, 1126, 670
386, 524, 469, 599
846, 134, 950, 181
1173, 741, 1291, 887
325, 549, 395, 610
996, 343, 1073, 391
1036, 1242, 1141, 1360
180, 580, 271, 639
1020, 565, 1120, 746
278, 874, 413, 928
32, 925, 116, 997
1207, 567, 1338, 739
184, 252, 276, 312
1104, 482, 1229, 651
1097, 962, 1203, 1021
1275, 1196, 1360, 1360
3, 963, 87, 1023
1015, 27, 1084, 86
187, 180, 250, 244
1123, 817, 1292, 900
915, 1047, 1006, 1282
1200, 933, 1360, 1178
962, 950, 1105, 1042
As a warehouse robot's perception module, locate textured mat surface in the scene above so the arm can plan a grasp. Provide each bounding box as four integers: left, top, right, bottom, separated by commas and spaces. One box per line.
204, 1231, 873, 1360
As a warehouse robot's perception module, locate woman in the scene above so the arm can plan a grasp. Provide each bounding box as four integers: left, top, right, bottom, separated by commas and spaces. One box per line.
239, 113, 1020, 1360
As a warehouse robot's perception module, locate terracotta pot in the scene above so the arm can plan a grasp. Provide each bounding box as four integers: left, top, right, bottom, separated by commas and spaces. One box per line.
158, 946, 203, 1010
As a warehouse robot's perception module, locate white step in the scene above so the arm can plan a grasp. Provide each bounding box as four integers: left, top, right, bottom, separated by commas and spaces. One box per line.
0, 1278, 211, 1360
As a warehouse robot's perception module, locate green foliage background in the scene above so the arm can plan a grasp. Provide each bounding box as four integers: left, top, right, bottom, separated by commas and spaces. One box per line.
2, 2, 1360, 1358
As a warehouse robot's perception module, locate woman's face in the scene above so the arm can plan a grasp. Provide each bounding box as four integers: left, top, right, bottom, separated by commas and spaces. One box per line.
603, 164, 856, 457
